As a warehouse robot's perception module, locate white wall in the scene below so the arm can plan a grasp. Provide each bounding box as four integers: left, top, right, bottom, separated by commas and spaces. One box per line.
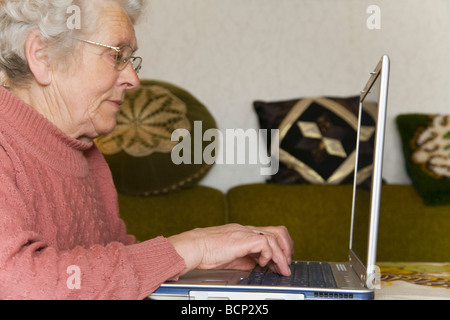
135, 0, 450, 192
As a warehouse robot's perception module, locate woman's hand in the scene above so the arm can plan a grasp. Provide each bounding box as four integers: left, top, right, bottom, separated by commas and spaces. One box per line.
168, 224, 294, 277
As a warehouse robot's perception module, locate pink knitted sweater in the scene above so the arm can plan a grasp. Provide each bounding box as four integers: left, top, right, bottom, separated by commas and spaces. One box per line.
0, 87, 186, 299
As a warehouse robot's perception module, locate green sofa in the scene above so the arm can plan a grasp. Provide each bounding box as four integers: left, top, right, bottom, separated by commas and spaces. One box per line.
119, 183, 450, 263
94, 79, 449, 264
95, 79, 449, 264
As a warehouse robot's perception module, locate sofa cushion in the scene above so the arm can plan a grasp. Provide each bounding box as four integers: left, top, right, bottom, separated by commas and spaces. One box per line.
227, 184, 450, 262
377, 185, 450, 262
227, 184, 353, 262
96, 79, 217, 196
254, 96, 375, 187
396, 114, 450, 205
118, 186, 226, 241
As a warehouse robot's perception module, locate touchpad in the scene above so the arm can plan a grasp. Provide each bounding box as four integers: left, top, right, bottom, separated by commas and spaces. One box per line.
176, 270, 250, 285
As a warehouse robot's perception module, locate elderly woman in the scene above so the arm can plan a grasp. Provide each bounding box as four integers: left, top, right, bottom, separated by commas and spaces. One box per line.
0, 0, 293, 300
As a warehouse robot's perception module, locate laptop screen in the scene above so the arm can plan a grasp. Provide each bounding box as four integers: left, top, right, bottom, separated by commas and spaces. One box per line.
350, 74, 380, 266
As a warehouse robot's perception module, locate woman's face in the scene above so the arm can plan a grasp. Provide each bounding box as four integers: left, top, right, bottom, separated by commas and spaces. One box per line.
53, 3, 140, 142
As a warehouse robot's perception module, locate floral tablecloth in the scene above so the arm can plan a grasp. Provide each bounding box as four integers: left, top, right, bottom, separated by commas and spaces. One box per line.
375, 262, 450, 300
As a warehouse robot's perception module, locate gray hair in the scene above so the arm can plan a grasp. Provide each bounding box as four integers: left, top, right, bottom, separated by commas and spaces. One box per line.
0, 0, 145, 87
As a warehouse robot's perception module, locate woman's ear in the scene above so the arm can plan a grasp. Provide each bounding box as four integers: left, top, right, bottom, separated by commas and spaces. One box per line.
24, 31, 52, 86
0, 70, 9, 88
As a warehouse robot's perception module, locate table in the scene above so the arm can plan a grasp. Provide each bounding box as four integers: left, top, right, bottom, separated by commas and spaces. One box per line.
375, 262, 450, 300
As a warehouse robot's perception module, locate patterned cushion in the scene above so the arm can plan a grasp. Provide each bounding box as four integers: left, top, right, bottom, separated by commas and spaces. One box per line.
95, 80, 217, 196
396, 114, 450, 205
254, 96, 376, 186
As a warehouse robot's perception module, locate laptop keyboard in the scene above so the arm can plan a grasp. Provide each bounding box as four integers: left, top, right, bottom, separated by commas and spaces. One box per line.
239, 261, 337, 288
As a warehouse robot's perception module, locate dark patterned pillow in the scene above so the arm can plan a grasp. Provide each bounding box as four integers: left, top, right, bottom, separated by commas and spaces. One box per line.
254, 96, 376, 186
396, 114, 450, 206
95, 79, 217, 196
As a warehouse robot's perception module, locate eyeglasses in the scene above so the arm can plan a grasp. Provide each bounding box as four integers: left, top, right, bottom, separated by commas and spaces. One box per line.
74, 38, 142, 74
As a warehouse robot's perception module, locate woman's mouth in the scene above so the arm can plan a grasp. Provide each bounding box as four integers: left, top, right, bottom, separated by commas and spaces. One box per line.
108, 100, 123, 109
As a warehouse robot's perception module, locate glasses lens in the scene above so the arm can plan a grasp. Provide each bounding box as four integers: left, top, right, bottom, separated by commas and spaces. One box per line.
115, 46, 133, 70
131, 57, 142, 73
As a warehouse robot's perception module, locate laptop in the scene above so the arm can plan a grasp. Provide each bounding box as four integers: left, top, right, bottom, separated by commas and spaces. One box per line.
150, 55, 390, 300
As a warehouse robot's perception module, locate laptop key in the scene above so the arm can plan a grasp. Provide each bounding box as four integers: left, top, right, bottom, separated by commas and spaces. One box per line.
261, 272, 281, 286
322, 263, 338, 288
308, 262, 326, 287
293, 262, 309, 286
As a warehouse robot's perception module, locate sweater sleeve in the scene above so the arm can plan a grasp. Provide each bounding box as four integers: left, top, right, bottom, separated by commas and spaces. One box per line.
0, 145, 186, 300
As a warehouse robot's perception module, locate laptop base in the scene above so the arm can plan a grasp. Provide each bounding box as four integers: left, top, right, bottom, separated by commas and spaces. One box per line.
150, 261, 374, 300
